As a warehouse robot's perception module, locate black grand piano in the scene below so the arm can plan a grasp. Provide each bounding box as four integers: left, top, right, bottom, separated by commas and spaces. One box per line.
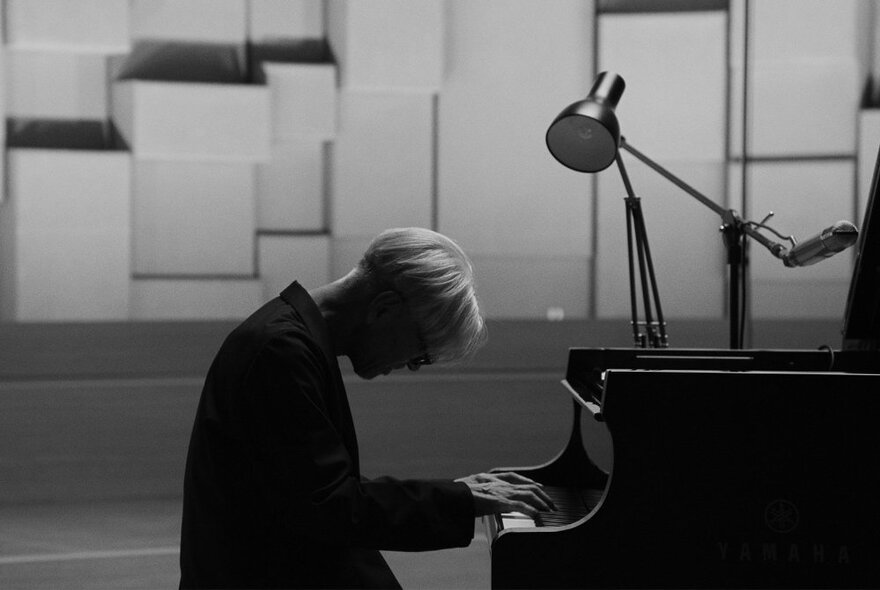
484, 156, 880, 587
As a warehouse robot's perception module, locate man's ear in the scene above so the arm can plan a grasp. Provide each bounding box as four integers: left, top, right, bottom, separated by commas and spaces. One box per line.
365, 290, 403, 324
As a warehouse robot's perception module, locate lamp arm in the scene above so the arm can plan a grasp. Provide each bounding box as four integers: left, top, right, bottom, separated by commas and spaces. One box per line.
618, 137, 788, 260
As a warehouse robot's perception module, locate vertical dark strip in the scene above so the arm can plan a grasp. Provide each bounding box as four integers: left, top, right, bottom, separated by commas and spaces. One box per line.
722, 3, 732, 322
589, 1, 601, 320
432, 93, 440, 231
741, 0, 752, 347
323, 141, 333, 233
0, 0, 7, 44
243, 0, 253, 83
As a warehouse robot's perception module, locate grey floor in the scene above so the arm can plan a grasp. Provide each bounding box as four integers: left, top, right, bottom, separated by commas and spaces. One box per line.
0, 498, 490, 589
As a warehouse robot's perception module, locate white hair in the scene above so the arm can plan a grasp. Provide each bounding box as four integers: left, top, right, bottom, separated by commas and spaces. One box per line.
358, 227, 488, 364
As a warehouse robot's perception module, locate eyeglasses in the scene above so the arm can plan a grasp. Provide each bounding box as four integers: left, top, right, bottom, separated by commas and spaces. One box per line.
390, 288, 434, 371
406, 351, 433, 372
406, 328, 433, 371
402, 298, 433, 371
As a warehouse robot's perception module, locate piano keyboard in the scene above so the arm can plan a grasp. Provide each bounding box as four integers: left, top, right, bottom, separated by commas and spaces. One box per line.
500, 486, 603, 530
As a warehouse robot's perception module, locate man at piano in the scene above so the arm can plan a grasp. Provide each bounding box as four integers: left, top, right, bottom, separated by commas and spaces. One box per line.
179, 227, 555, 589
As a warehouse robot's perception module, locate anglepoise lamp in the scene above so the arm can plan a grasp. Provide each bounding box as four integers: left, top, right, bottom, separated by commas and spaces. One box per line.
546, 71, 851, 349
547, 72, 669, 348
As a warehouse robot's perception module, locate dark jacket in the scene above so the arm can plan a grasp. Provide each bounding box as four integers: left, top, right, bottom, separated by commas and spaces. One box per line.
180, 282, 474, 589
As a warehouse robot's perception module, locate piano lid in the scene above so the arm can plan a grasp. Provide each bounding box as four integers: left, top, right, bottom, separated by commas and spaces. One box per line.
842, 143, 880, 351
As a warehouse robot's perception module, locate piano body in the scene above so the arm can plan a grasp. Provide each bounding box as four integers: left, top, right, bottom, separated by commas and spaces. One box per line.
485, 107, 880, 590
485, 349, 880, 588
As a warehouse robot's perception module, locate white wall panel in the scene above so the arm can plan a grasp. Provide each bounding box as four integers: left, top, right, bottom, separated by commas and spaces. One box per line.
330, 236, 371, 281
130, 0, 247, 43
598, 11, 727, 162
258, 235, 331, 300
257, 140, 325, 232
5, 0, 129, 53
112, 81, 270, 161
249, 0, 324, 41
260, 62, 337, 140
133, 160, 256, 275
6, 50, 109, 119
730, 0, 860, 66
750, 279, 851, 320
2, 150, 130, 321
332, 90, 433, 237
858, 110, 880, 226
729, 61, 860, 158
438, 0, 594, 258
729, 160, 855, 319
595, 157, 726, 320
736, 161, 856, 281
131, 279, 262, 320
0, 47, 6, 204
469, 254, 590, 320
327, 0, 444, 90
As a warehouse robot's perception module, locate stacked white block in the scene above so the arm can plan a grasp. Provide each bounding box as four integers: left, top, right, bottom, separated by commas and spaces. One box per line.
262, 63, 337, 141
4, 0, 130, 53
5, 50, 110, 119
258, 235, 331, 301
112, 80, 271, 161
0, 149, 131, 321
130, 279, 262, 320
256, 63, 335, 232
332, 90, 433, 237
730, 161, 855, 319
257, 142, 325, 231
729, 0, 861, 158
327, 0, 444, 90
437, 0, 594, 319
132, 159, 257, 276
249, 0, 325, 41
130, 0, 247, 44
595, 10, 728, 319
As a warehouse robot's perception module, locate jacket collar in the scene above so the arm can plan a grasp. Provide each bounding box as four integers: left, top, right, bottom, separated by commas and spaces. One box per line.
279, 281, 337, 368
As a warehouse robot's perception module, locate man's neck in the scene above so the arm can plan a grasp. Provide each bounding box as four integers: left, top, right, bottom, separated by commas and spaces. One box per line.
309, 273, 368, 357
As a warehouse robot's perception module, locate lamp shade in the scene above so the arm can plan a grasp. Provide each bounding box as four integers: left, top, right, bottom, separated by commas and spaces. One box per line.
546, 71, 626, 173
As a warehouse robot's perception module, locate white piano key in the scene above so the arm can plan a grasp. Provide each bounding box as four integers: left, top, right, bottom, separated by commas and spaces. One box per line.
501, 516, 537, 530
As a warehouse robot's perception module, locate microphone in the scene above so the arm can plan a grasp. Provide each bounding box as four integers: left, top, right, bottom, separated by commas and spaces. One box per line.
782, 221, 859, 267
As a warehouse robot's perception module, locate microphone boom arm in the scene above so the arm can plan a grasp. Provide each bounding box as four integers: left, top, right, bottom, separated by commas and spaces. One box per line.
619, 138, 789, 260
